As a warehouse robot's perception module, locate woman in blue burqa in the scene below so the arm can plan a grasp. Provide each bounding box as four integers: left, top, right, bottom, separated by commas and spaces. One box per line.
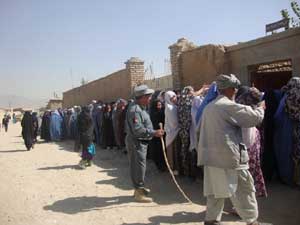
21, 111, 34, 150
50, 110, 63, 141
77, 106, 95, 169
274, 77, 300, 185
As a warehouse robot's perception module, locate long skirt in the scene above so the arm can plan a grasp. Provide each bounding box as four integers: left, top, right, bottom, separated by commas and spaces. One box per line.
81, 143, 94, 161
22, 132, 33, 150
249, 129, 267, 197
149, 136, 166, 171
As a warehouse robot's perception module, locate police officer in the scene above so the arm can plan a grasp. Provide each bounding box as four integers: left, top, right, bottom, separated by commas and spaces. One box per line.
125, 84, 164, 203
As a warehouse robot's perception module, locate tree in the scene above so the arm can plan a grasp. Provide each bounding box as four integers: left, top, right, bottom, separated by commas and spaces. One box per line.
281, 0, 300, 27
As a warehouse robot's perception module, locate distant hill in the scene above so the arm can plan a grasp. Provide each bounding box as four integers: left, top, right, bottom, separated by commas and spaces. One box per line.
0, 95, 47, 109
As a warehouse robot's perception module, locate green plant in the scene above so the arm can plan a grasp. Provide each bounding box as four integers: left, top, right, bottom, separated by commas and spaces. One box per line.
281, 0, 300, 27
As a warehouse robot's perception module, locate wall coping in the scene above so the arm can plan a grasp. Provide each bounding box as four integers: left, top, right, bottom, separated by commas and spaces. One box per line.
181, 44, 227, 55
125, 57, 144, 64
226, 27, 300, 52
63, 68, 126, 94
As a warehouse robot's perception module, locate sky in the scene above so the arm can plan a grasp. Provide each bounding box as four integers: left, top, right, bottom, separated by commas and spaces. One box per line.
0, 0, 291, 100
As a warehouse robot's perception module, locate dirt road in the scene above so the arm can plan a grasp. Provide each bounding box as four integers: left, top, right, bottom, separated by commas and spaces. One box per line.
0, 123, 299, 225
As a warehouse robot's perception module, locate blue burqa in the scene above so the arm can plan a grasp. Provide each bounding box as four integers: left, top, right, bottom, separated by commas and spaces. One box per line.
273, 95, 294, 184
195, 82, 218, 127
50, 110, 63, 141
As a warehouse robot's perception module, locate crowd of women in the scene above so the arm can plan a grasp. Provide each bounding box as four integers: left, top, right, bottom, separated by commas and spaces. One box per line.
20, 76, 300, 193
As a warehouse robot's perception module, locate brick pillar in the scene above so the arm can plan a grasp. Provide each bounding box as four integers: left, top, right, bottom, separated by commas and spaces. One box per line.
125, 57, 145, 97
169, 38, 197, 90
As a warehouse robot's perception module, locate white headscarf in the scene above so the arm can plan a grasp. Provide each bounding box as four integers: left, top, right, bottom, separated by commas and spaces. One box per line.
164, 91, 179, 147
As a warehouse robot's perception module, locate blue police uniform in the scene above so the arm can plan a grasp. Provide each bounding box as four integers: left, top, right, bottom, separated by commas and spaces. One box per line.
125, 85, 155, 190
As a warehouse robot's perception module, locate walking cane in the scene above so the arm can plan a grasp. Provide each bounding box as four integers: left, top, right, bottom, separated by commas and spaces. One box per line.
159, 123, 192, 203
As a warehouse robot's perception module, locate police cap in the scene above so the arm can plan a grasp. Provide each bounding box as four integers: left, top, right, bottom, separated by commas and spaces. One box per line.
134, 85, 154, 97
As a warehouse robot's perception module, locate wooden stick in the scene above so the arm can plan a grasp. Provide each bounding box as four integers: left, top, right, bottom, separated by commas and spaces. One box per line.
159, 123, 192, 203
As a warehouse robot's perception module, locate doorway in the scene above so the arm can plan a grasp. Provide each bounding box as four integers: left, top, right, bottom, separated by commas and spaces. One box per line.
249, 59, 292, 91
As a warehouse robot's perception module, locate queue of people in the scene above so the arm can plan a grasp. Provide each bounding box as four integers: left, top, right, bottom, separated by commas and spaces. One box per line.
16, 74, 300, 225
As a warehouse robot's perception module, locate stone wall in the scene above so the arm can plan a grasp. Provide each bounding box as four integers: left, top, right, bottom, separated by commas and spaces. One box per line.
125, 57, 145, 89
179, 44, 226, 89
63, 57, 144, 108
63, 69, 128, 108
145, 74, 173, 91
170, 27, 300, 89
169, 38, 197, 90
225, 27, 300, 84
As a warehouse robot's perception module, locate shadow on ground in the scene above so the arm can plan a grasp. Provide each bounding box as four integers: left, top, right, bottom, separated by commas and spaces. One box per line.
40, 139, 300, 225
122, 211, 205, 225
44, 195, 207, 224
44, 195, 149, 214
0, 149, 28, 153
50, 139, 206, 205
38, 164, 81, 170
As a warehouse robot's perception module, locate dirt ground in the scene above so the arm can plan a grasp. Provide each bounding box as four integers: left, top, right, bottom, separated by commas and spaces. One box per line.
0, 123, 299, 225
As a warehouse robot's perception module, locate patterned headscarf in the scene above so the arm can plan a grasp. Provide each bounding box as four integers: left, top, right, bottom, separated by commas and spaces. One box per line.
178, 86, 194, 131
178, 86, 195, 174
282, 77, 300, 121
282, 77, 300, 182
235, 87, 262, 107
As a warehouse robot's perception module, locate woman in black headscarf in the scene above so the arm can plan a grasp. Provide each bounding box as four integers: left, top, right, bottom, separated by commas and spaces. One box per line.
149, 100, 166, 171
41, 111, 51, 142
77, 106, 95, 169
115, 100, 127, 150
101, 104, 115, 149
21, 111, 34, 150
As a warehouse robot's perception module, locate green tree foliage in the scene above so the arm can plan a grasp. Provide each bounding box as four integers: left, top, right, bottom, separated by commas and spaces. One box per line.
281, 0, 300, 27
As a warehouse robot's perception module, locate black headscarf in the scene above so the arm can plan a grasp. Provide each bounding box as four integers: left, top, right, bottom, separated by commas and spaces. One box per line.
21, 112, 34, 135
150, 100, 165, 130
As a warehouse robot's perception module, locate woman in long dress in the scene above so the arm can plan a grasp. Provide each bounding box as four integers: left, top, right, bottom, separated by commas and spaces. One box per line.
77, 106, 95, 169
164, 91, 180, 175
236, 87, 267, 197
21, 111, 34, 151
149, 100, 166, 171
101, 104, 115, 149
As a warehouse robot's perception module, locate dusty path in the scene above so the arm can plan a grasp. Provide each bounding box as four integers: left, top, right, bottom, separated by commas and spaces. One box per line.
0, 123, 299, 225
